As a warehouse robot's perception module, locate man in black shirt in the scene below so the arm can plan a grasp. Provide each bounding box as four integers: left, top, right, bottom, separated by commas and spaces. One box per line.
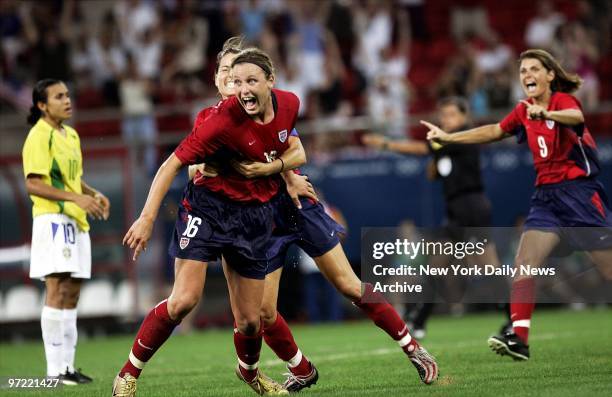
363, 96, 510, 338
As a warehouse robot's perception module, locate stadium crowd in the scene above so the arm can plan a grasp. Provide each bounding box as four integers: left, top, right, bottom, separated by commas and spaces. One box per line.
1, 0, 609, 129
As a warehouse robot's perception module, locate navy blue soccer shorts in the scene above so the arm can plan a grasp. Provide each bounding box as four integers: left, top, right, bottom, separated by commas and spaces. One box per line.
524, 178, 612, 253
168, 183, 275, 280
265, 192, 346, 274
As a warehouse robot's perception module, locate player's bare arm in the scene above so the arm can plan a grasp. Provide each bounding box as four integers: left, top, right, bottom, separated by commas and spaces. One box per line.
25, 174, 106, 220
231, 135, 306, 178
422, 121, 507, 145
362, 133, 429, 155
123, 153, 183, 261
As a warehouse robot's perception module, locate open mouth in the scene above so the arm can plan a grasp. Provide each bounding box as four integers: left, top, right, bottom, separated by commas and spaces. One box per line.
525, 81, 537, 94
242, 96, 257, 111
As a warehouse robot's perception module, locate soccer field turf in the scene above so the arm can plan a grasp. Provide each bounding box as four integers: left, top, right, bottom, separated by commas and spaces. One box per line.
1, 308, 610, 396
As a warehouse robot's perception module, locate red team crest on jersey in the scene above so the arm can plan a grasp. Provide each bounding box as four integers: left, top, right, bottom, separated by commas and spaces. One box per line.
179, 237, 190, 249
278, 129, 288, 143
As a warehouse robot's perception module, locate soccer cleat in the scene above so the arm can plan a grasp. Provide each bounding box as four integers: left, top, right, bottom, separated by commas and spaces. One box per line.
499, 321, 513, 335
408, 346, 439, 385
488, 332, 530, 361
235, 366, 289, 396
283, 363, 319, 392
112, 373, 137, 397
62, 368, 93, 384
58, 374, 78, 386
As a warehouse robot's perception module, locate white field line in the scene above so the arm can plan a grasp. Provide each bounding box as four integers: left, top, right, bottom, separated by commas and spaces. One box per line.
260, 331, 577, 368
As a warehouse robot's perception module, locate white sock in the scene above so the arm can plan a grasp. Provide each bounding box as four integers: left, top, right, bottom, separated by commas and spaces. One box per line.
62, 308, 78, 373
41, 306, 64, 377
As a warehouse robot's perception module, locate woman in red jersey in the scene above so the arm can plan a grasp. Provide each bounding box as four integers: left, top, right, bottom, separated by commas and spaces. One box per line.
113, 43, 311, 396
423, 49, 612, 361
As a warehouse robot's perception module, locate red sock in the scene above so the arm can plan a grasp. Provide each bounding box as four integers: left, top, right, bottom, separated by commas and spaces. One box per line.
263, 313, 311, 376
235, 326, 263, 382
120, 299, 180, 378
354, 283, 419, 353
510, 278, 536, 343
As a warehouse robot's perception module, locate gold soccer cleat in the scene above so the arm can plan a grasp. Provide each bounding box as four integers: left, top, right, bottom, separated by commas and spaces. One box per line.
235, 366, 289, 395
112, 373, 137, 397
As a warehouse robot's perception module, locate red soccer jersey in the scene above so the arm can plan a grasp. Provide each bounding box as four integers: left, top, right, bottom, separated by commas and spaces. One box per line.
499, 92, 600, 186
174, 89, 300, 203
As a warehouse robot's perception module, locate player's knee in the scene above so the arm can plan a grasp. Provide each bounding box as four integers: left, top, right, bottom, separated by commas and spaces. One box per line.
168, 292, 200, 320
63, 289, 80, 308
260, 306, 277, 328
44, 288, 63, 308
235, 316, 261, 336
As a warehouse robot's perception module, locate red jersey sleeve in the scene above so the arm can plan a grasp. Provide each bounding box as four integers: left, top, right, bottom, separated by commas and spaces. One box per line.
174, 105, 229, 165
554, 92, 582, 111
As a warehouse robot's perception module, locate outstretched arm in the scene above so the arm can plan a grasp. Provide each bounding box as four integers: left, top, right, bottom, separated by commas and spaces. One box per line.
362, 133, 429, 156
422, 121, 507, 145
123, 153, 183, 260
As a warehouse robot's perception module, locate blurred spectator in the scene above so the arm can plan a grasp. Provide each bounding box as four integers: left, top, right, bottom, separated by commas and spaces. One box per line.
435, 40, 478, 100
450, 2, 489, 40
324, 0, 356, 67
367, 9, 411, 138
474, 32, 512, 75
133, 27, 162, 80
119, 52, 158, 174
354, 0, 392, 80
288, 1, 327, 90
20, 0, 75, 83
561, 23, 600, 109
239, 0, 267, 42
161, 7, 208, 93
524, 0, 565, 50
114, 0, 159, 52
88, 12, 126, 105
0, 0, 24, 73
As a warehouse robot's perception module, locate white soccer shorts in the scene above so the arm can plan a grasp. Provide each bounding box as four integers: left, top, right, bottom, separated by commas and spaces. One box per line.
30, 213, 91, 279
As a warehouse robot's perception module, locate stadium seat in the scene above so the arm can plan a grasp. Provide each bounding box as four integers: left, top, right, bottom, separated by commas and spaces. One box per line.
4, 285, 41, 321
79, 280, 114, 317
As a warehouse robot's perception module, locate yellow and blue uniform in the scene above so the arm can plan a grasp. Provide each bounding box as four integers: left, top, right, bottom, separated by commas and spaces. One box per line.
22, 118, 89, 232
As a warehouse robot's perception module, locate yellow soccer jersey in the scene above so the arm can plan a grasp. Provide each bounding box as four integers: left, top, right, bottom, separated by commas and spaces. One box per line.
22, 118, 89, 231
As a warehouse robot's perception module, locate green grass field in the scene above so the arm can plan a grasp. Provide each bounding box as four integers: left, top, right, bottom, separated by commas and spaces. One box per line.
1, 308, 611, 396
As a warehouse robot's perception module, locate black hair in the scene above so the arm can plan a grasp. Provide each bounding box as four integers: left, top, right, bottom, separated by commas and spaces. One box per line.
438, 96, 469, 115
27, 79, 63, 125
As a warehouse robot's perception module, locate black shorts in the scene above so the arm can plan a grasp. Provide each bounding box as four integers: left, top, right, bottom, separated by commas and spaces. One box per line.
265, 192, 346, 273
168, 183, 275, 279
444, 192, 492, 242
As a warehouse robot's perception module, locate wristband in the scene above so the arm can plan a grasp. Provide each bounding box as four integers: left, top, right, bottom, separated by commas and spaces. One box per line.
278, 158, 285, 173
